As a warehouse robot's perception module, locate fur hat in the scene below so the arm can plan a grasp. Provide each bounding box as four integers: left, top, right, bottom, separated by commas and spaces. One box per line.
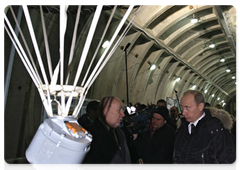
152, 106, 169, 121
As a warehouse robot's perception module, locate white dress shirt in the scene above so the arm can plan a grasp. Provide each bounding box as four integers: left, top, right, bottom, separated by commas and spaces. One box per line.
188, 112, 206, 134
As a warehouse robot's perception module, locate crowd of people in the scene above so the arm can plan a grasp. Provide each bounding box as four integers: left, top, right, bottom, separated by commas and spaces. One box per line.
77, 90, 236, 164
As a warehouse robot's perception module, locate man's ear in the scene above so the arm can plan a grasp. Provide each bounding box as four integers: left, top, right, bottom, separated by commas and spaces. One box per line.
103, 108, 108, 116
199, 102, 204, 111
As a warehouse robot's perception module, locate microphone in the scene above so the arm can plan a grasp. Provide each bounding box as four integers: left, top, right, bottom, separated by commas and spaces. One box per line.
124, 43, 131, 51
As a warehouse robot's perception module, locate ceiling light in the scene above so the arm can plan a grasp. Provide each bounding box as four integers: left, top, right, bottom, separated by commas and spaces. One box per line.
204, 89, 208, 94
217, 97, 220, 100
102, 40, 110, 48
176, 77, 181, 82
209, 44, 215, 48
232, 76, 236, 79
191, 14, 198, 23
148, 61, 157, 71
220, 58, 225, 62
192, 85, 196, 90
221, 100, 225, 103
211, 94, 215, 97
226, 69, 231, 73
150, 64, 156, 71
191, 18, 198, 23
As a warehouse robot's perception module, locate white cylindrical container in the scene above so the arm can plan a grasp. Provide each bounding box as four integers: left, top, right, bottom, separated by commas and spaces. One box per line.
25, 116, 92, 164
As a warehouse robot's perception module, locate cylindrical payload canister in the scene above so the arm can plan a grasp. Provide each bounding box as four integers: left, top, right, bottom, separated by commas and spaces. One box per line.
25, 116, 92, 164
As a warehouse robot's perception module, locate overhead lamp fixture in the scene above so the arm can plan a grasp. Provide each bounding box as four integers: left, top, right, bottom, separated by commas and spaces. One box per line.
232, 76, 236, 79
209, 43, 215, 48
226, 69, 231, 73
217, 97, 220, 100
150, 64, 157, 71
175, 77, 181, 82
221, 100, 225, 103
211, 94, 215, 97
204, 89, 208, 94
220, 58, 225, 62
148, 61, 157, 71
102, 40, 110, 48
191, 14, 198, 23
192, 85, 196, 90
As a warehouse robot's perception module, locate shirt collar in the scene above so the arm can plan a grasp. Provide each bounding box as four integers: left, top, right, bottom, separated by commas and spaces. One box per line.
188, 112, 205, 134
191, 112, 206, 126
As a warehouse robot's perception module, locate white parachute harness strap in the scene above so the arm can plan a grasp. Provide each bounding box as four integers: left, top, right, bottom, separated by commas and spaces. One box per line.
40, 5, 53, 79
65, 5, 82, 85
81, 5, 117, 87
9, 6, 43, 85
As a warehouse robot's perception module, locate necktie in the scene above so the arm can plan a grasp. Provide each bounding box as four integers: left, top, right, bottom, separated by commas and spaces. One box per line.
191, 124, 196, 134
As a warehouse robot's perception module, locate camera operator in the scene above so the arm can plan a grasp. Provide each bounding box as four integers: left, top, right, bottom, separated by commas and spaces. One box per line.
133, 106, 175, 163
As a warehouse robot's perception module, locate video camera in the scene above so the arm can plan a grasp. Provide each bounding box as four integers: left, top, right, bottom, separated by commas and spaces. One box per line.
124, 103, 155, 134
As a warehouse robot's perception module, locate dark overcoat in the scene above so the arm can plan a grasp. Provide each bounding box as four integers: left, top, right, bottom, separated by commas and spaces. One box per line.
82, 118, 131, 164
173, 109, 236, 163
134, 123, 175, 163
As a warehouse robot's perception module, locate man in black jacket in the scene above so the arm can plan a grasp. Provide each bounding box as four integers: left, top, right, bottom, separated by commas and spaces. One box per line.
77, 100, 99, 131
82, 96, 131, 164
133, 106, 175, 163
173, 90, 235, 163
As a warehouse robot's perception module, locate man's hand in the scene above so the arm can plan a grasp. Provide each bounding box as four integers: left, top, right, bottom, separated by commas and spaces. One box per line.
138, 158, 144, 168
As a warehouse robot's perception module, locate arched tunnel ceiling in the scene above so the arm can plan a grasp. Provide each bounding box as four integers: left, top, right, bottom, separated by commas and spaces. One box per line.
91, 5, 236, 106
5, 5, 236, 107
